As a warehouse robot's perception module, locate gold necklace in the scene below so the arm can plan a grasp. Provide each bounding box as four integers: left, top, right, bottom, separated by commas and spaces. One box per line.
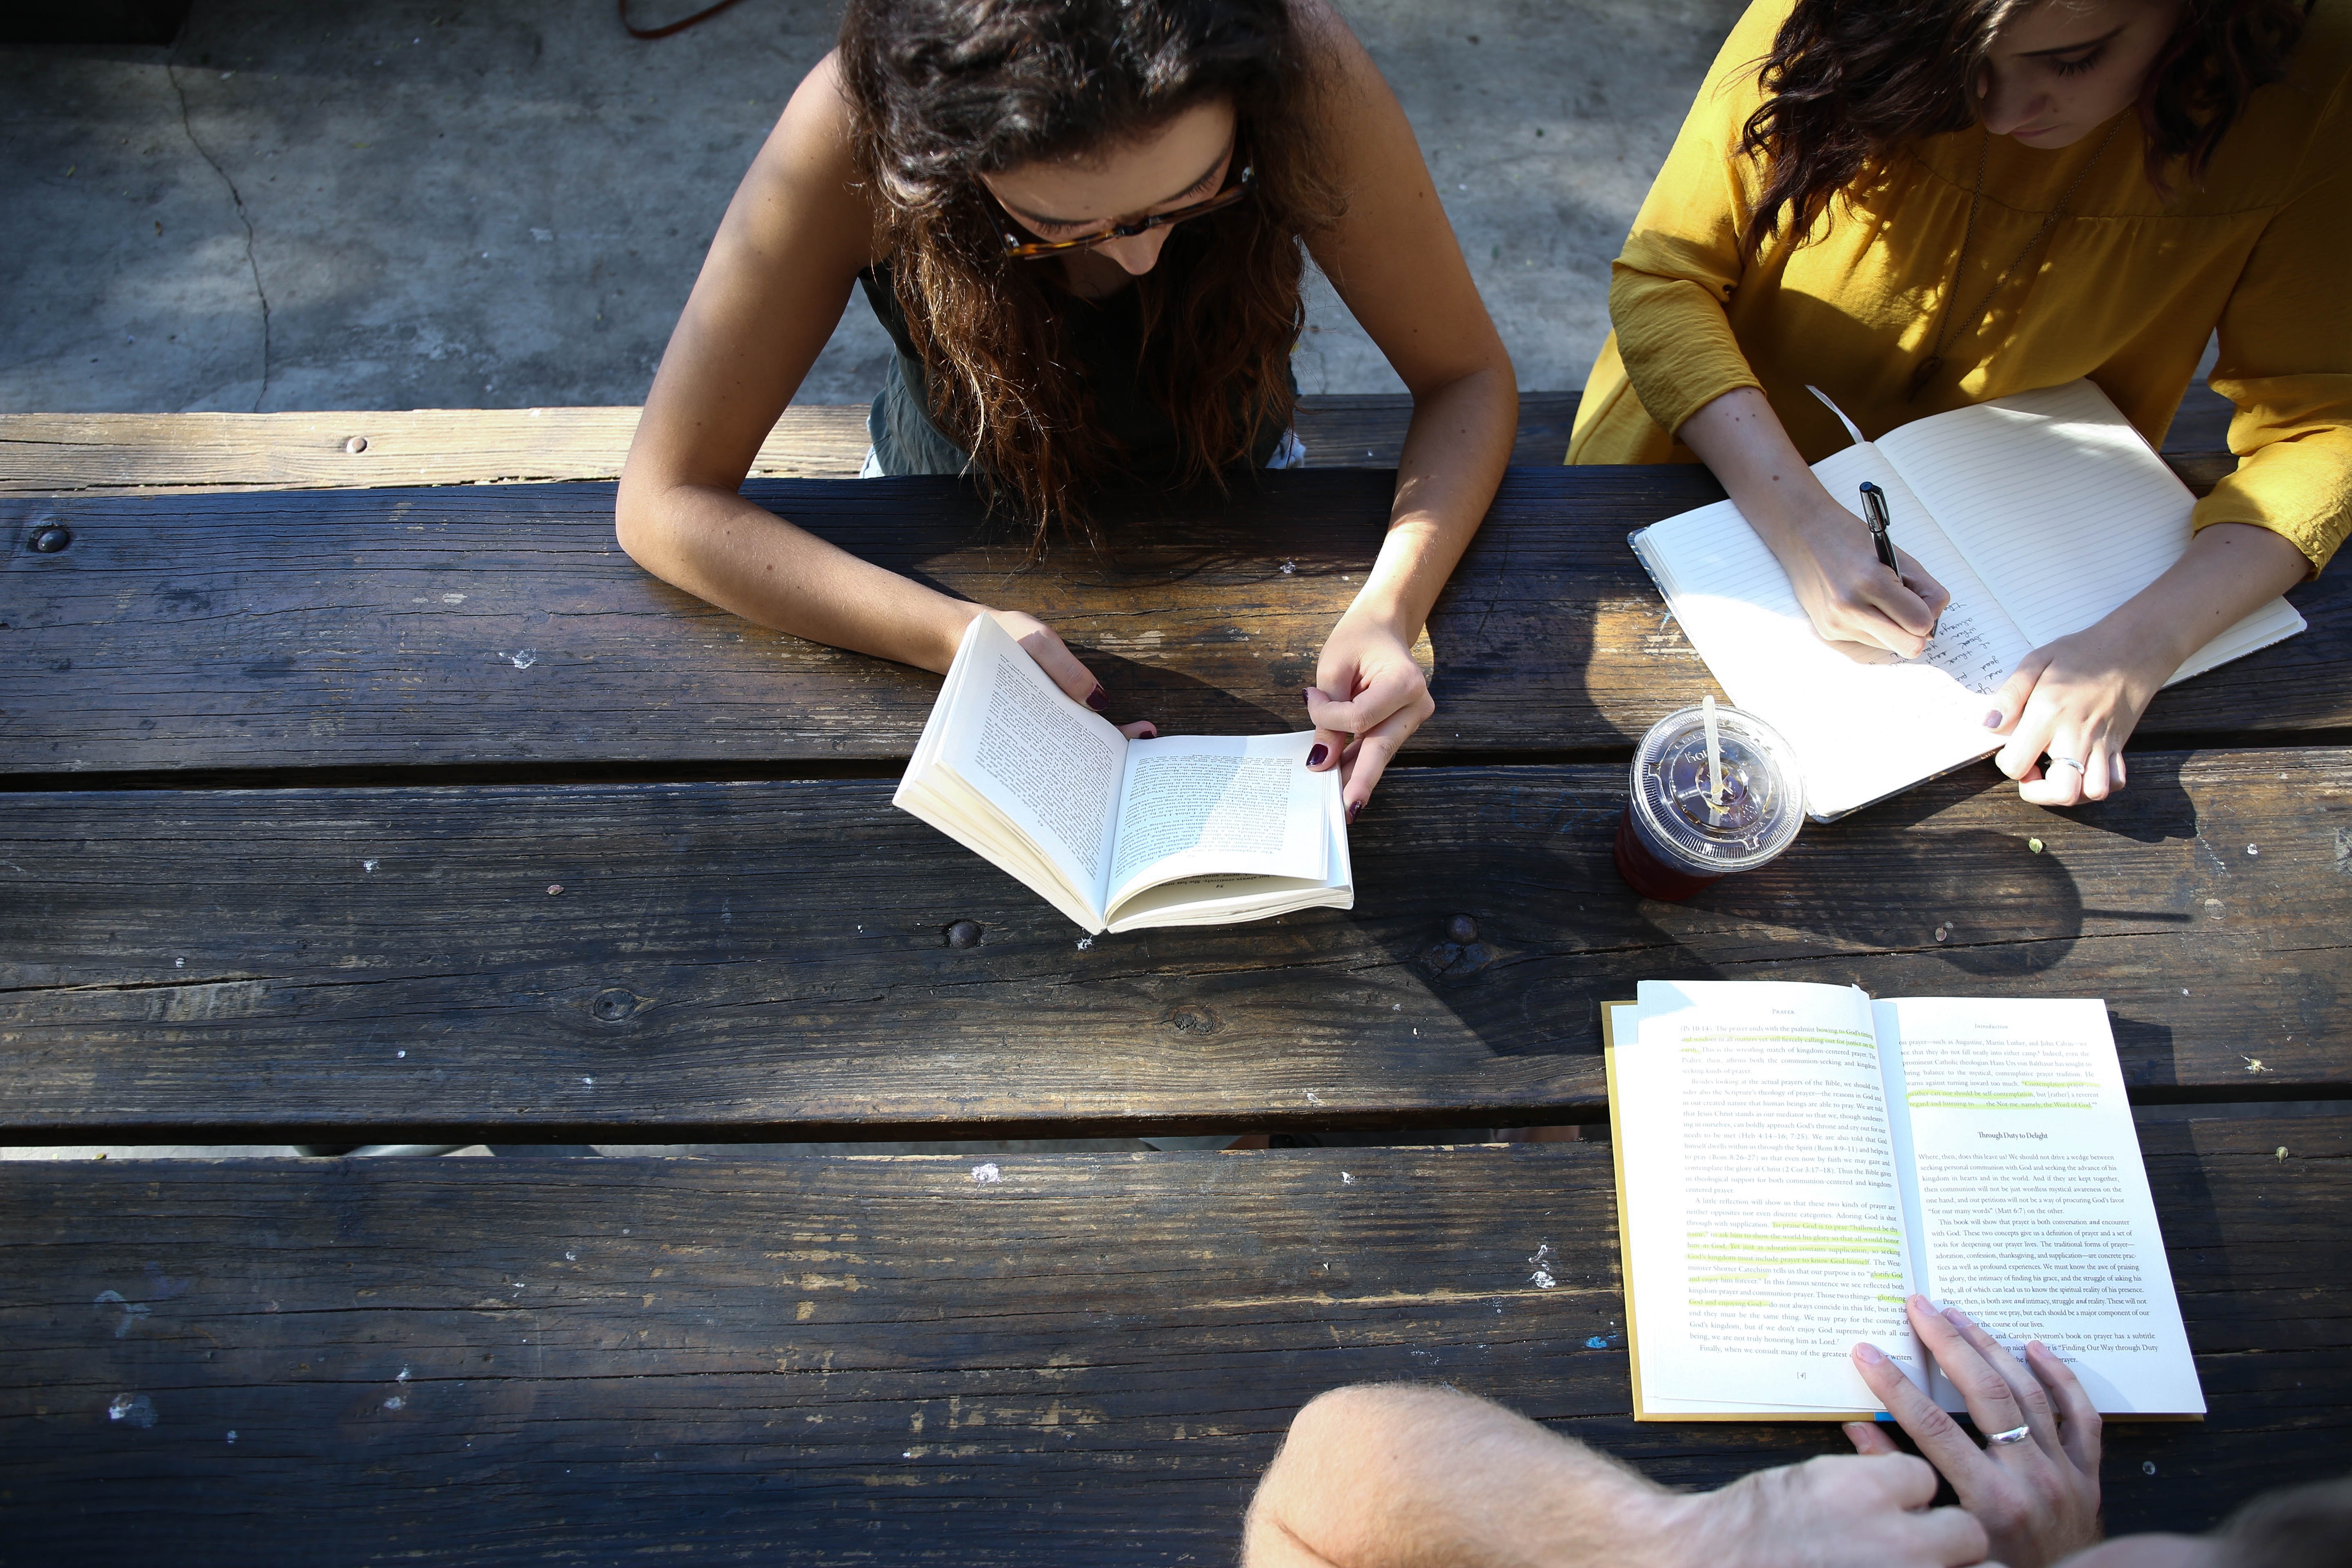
1907, 116, 2125, 402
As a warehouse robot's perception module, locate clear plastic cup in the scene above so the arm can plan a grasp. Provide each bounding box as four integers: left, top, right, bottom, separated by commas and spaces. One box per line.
1614, 703, 1806, 901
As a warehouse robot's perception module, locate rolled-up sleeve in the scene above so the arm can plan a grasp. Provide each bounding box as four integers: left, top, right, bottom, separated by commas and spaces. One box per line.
1607, 1, 1782, 438
2196, 94, 2352, 575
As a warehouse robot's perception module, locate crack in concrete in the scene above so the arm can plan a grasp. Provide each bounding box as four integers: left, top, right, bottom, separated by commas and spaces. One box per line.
164, 56, 271, 412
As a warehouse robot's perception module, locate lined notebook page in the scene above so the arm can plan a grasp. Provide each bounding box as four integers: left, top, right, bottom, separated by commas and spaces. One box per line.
1875, 381, 2303, 674
1637, 443, 2031, 819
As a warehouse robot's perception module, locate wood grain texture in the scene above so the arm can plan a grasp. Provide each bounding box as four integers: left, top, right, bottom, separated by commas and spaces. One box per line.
4, 749, 2341, 1143
0, 388, 2233, 494
2, 1110, 2343, 1563
6, 468, 2343, 777
0, 405, 875, 490
0, 395, 1562, 494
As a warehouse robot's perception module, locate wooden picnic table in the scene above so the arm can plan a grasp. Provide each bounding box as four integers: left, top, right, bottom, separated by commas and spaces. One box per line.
2, 394, 2345, 1560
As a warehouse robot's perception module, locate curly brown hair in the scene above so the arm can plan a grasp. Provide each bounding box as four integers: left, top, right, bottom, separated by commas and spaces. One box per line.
1737, 0, 2314, 257
837, 0, 1344, 548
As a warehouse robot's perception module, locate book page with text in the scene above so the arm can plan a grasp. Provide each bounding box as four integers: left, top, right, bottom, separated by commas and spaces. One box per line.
1105, 768, 1350, 931
1103, 732, 1328, 911
934, 613, 1129, 921
1878, 382, 2227, 651
1876, 997, 2205, 1415
1620, 980, 1927, 1414
1637, 442, 2029, 817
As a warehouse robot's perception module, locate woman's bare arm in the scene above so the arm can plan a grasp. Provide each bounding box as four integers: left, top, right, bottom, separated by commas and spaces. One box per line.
1679, 387, 1950, 659
1292, 0, 1517, 809
615, 55, 996, 680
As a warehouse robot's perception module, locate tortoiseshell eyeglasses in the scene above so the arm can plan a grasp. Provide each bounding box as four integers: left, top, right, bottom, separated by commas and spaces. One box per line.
997, 161, 1255, 260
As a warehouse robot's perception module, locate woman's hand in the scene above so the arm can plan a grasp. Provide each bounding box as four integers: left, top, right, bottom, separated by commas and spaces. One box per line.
1772, 495, 1954, 660
1984, 616, 2172, 806
984, 608, 1156, 739
1677, 388, 1952, 660
1849, 1296, 2104, 1568
1303, 608, 1436, 821
1983, 522, 2312, 808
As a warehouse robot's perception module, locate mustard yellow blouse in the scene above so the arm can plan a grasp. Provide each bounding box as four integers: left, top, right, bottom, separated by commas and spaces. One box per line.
1568, 0, 2352, 575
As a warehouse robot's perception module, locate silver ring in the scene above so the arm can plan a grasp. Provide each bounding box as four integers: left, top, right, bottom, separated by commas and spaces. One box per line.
2045, 757, 2084, 773
1985, 1423, 2034, 1446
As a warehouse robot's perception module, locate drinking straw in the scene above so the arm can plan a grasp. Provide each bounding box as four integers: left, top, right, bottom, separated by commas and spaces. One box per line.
1703, 694, 1725, 809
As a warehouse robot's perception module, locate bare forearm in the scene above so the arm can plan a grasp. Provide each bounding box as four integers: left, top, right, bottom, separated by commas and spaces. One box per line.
2103, 522, 2307, 670
615, 481, 979, 673
1677, 386, 1837, 546
1363, 368, 1515, 636
1243, 1385, 1680, 1568
1676, 386, 1947, 656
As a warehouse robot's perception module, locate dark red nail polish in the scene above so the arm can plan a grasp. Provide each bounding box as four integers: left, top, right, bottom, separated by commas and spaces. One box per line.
1306, 744, 1329, 768
1345, 800, 1361, 823
1086, 685, 1108, 712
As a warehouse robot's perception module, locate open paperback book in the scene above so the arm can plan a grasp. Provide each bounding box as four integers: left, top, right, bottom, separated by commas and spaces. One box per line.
1631, 379, 2305, 820
893, 612, 1352, 934
1604, 980, 2204, 1421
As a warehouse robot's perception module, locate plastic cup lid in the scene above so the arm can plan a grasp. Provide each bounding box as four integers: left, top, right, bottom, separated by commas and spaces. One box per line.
1628, 704, 1806, 873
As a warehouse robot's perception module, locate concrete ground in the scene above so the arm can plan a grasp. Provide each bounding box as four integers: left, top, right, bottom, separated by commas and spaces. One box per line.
3, 0, 1735, 1159
2, 0, 1744, 414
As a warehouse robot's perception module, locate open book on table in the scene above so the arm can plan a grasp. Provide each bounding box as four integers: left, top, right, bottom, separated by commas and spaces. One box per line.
1631, 379, 2305, 820
1604, 980, 2204, 1422
893, 612, 1352, 934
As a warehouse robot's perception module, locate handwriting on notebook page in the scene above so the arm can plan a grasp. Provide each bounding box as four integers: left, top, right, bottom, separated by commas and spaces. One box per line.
1908, 606, 2011, 695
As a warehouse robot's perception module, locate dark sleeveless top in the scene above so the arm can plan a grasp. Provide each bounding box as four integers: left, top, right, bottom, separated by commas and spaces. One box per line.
856, 258, 1293, 482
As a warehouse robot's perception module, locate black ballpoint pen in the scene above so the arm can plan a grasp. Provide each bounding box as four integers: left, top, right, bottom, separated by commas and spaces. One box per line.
1858, 481, 1902, 575
1858, 480, 1939, 640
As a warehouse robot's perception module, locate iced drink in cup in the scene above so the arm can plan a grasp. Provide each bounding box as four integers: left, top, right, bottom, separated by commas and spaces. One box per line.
1614, 701, 1806, 901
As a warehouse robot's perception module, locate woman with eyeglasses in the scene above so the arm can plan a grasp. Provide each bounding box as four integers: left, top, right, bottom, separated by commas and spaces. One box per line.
617, 0, 1516, 818
1571, 0, 2347, 810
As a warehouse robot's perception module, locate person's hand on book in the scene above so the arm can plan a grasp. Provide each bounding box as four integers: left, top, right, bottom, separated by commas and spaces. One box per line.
1848, 1296, 2105, 1568
1303, 608, 1436, 823
983, 608, 1158, 739
1777, 497, 1955, 662
1984, 621, 2166, 806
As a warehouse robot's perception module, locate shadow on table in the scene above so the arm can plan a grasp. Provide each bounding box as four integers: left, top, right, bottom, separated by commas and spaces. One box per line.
1344, 749, 2212, 1102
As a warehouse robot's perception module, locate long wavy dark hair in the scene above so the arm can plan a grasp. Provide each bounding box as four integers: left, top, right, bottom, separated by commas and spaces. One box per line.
1737, 0, 2314, 257
837, 0, 1343, 548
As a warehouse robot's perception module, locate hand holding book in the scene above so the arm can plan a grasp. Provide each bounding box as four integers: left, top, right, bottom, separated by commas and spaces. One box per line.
895, 613, 1354, 933
969, 606, 1160, 741
1847, 1296, 2105, 1568
1605, 980, 2205, 1422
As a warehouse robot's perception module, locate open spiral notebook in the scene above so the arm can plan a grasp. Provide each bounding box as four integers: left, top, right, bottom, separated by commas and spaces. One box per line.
1630, 380, 2305, 820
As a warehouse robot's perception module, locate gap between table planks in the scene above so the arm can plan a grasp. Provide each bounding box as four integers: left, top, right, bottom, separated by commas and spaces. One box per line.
6, 469, 2344, 780
1, 1109, 2341, 1564
4, 750, 2341, 1145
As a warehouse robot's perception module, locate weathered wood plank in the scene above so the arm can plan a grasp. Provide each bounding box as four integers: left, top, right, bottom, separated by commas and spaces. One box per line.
6, 469, 2342, 776
0, 396, 1589, 494
0, 388, 2235, 494
0, 405, 875, 490
3, 750, 2341, 1143
1, 396, 1571, 494
2, 1109, 2342, 1562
